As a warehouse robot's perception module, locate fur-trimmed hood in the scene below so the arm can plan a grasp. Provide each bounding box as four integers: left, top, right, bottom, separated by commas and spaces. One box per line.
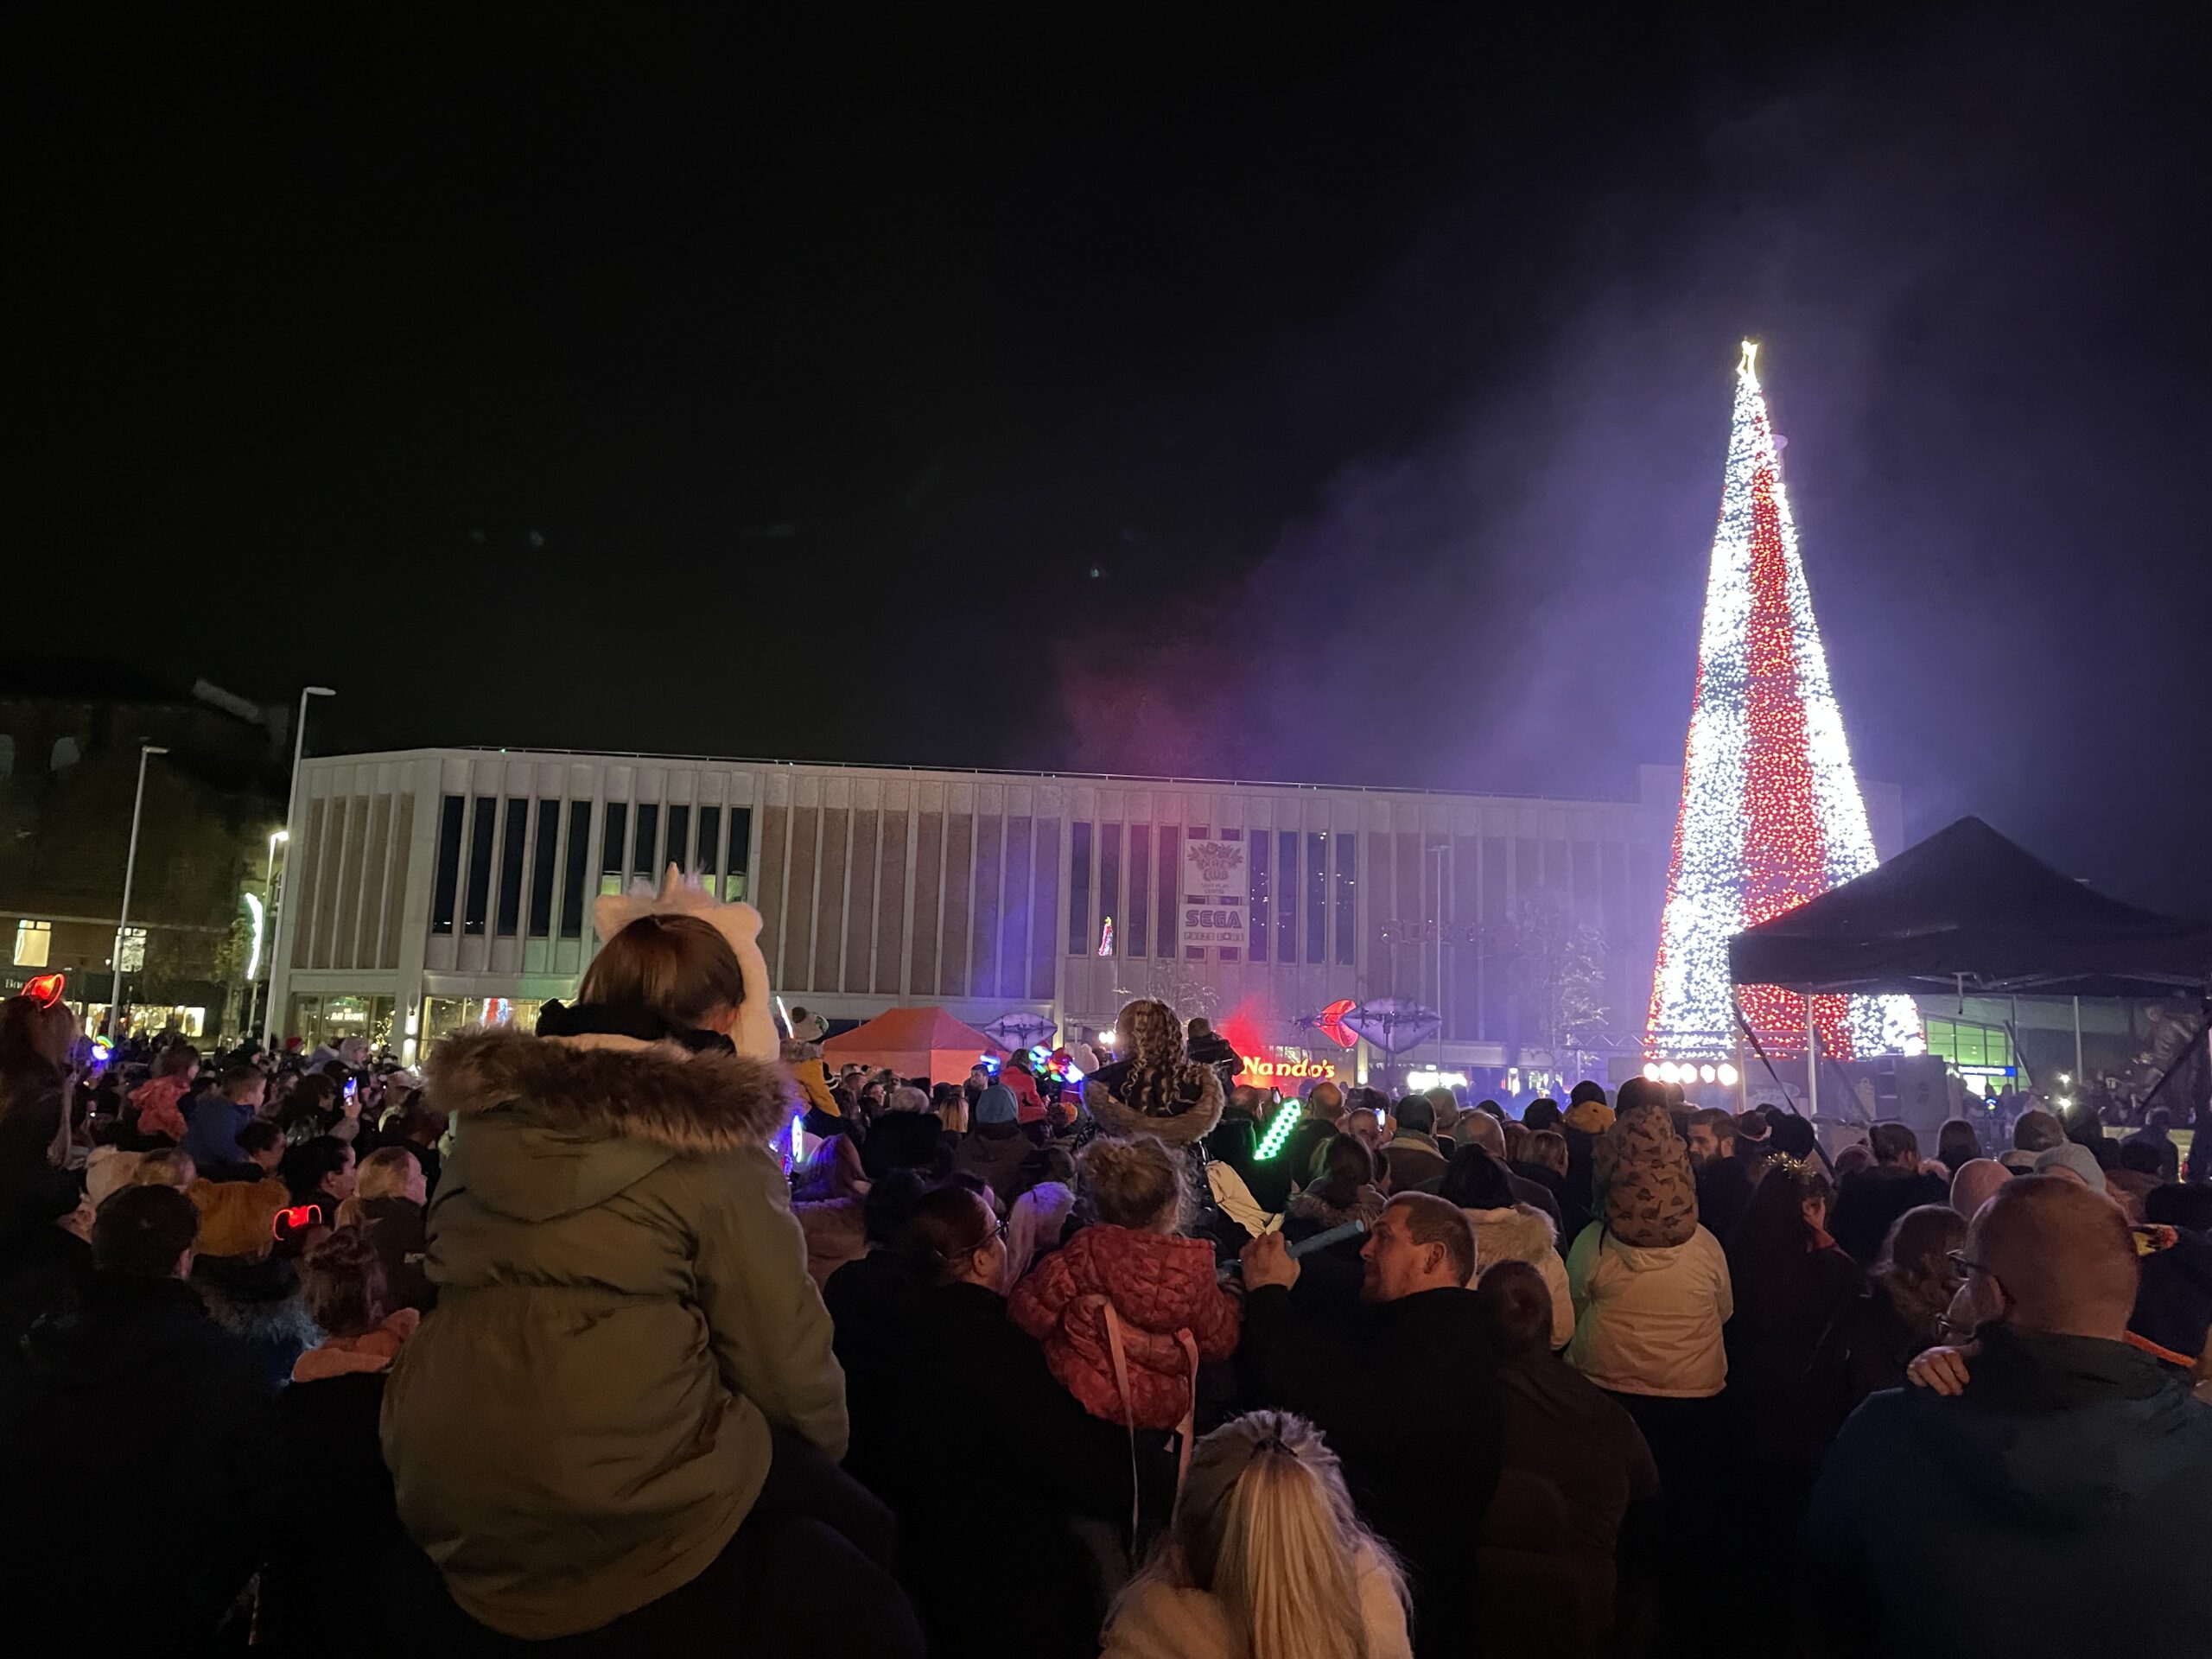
1465, 1203, 1557, 1269
429, 1026, 792, 1153
426, 1027, 795, 1224
1082, 1063, 1224, 1147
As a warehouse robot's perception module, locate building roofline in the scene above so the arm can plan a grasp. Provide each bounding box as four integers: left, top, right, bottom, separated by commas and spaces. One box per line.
302, 744, 1650, 808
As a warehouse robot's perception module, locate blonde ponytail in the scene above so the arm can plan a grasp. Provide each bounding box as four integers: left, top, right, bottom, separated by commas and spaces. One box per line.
1152, 1411, 1405, 1659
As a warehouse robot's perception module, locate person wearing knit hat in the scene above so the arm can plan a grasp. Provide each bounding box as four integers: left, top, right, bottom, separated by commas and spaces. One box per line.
2032, 1141, 2107, 1195
952, 1083, 1033, 1209
1564, 1100, 1732, 1602
1567, 1103, 1730, 1395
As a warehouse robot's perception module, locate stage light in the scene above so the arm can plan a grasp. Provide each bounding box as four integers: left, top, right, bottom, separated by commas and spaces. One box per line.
1643, 1062, 1662, 1081
1717, 1062, 1739, 1086
1658, 1061, 1680, 1084
1699, 1064, 1718, 1084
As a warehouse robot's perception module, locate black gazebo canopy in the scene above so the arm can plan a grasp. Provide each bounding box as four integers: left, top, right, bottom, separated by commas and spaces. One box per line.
1728, 817, 2212, 1001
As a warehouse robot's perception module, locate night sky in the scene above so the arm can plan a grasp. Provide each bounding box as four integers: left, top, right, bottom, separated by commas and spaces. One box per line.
19, 6, 2211, 914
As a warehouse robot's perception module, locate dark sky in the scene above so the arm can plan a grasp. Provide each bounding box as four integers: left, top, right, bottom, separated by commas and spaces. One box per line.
19, 5, 2211, 913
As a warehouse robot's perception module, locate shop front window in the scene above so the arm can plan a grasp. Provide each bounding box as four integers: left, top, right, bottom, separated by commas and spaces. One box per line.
422, 995, 550, 1052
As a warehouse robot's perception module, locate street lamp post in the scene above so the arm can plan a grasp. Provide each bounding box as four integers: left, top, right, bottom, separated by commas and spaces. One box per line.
248, 829, 289, 1037
107, 743, 169, 1042
263, 687, 334, 1050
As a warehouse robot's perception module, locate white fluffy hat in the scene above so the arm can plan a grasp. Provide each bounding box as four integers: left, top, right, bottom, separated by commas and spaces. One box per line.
594, 864, 780, 1063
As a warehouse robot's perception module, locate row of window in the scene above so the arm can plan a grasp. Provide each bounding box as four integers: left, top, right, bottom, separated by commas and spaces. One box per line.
429, 796, 754, 940
1064, 823, 1359, 965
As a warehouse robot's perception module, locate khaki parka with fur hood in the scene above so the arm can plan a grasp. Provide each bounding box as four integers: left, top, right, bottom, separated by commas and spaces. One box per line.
381, 1025, 843, 1639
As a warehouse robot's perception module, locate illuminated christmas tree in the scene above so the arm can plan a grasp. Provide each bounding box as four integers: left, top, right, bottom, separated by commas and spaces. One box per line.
1647, 342, 1921, 1061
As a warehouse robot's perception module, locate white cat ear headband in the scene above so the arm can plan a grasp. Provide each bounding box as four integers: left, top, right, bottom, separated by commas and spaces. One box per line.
594, 864, 779, 1063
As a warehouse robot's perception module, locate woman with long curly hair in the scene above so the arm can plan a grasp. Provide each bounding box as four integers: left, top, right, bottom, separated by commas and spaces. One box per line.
1084, 1000, 1224, 1147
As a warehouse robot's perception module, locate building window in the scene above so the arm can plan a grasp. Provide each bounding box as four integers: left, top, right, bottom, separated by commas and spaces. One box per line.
496, 798, 528, 938
632, 804, 660, 880
463, 797, 497, 936
13, 919, 51, 968
1068, 822, 1092, 956
601, 804, 629, 897
528, 799, 560, 938
1098, 824, 1122, 955
1276, 830, 1298, 960
560, 800, 591, 938
1305, 833, 1328, 963
429, 794, 465, 936
1334, 831, 1357, 965
1248, 829, 1269, 961
696, 806, 722, 894
1128, 826, 1151, 957
1157, 827, 1180, 961
668, 805, 691, 874
725, 806, 752, 901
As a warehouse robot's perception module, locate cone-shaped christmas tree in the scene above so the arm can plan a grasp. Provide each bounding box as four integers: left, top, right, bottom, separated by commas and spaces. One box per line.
1647, 342, 1920, 1061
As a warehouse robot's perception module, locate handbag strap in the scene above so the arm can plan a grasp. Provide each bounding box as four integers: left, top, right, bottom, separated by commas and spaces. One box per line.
1096, 1298, 1204, 1539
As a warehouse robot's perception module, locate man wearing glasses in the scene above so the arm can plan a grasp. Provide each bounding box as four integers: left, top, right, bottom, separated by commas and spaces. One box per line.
1802, 1175, 2212, 1656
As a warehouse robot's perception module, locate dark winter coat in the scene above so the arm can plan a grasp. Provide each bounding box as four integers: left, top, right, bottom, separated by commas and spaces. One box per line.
0, 1273, 280, 1648
1382, 1131, 1449, 1194
1694, 1155, 1756, 1248
0, 1219, 91, 1383
951, 1120, 1035, 1205
1803, 1327, 2212, 1658
1828, 1166, 1949, 1266
356, 1193, 435, 1313
193, 1250, 321, 1393
263, 1370, 403, 1656
868, 1281, 1142, 1659
1477, 1351, 1660, 1659
1242, 1284, 1503, 1657
1722, 1240, 1866, 1478
384, 1026, 845, 1640
181, 1093, 257, 1169
823, 1248, 920, 1497
1513, 1160, 1592, 1255
861, 1109, 947, 1182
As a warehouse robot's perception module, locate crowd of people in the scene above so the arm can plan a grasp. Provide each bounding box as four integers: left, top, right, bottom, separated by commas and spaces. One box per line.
2, 911, 2209, 1656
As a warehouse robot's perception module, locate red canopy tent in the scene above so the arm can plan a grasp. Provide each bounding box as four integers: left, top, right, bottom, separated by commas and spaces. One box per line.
821, 1007, 1002, 1084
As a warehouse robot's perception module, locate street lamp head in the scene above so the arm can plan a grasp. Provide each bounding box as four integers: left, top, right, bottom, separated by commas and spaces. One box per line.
143, 744, 170, 756
304, 686, 336, 698
271, 829, 289, 842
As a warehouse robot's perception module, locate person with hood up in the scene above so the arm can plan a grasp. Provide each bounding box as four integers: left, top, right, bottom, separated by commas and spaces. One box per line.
1566, 1099, 1731, 1538
1807, 1176, 2212, 1656
382, 869, 918, 1653
1010, 1136, 1241, 1435
1442, 1142, 1574, 1351
952, 1080, 1033, 1206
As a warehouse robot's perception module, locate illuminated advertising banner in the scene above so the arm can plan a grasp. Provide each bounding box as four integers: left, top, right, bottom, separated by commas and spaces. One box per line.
1180, 837, 1249, 950
1237, 1051, 1338, 1086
